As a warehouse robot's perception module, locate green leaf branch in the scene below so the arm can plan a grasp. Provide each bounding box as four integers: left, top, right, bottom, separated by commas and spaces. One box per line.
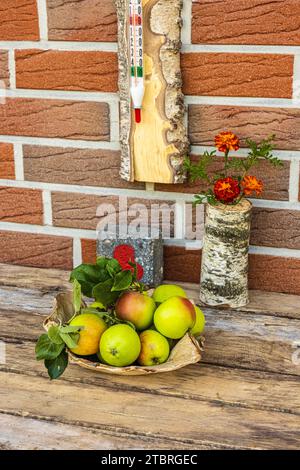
35, 323, 83, 379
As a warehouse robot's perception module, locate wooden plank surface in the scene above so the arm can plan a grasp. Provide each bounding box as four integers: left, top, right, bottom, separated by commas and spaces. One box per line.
0, 413, 198, 450
1, 371, 300, 450
1, 296, 299, 376
1, 264, 299, 319
1, 263, 300, 449
2, 340, 300, 416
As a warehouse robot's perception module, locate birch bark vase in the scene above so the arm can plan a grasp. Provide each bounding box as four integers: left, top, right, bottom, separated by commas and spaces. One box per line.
200, 199, 252, 308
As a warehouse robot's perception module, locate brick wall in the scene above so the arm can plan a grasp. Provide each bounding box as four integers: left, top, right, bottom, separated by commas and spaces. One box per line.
0, 0, 300, 294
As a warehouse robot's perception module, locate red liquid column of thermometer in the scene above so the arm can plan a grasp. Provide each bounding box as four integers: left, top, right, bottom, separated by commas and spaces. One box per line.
129, 0, 144, 124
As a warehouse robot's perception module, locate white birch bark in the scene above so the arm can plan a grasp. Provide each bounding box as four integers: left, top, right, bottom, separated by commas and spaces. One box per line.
200, 200, 252, 308
114, 0, 189, 182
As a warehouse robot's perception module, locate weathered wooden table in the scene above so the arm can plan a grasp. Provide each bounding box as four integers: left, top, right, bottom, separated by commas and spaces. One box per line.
0, 263, 299, 450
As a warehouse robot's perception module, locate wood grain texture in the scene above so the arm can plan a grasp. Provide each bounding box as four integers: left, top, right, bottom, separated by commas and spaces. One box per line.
0, 263, 69, 291
16, 50, 118, 92
1, 264, 300, 449
0, 98, 110, 141
47, 0, 117, 42
192, 0, 300, 46
23, 146, 144, 190
189, 105, 300, 151
2, 340, 300, 416
182, 53, 293, 98
1, 289, 299, 377
1, 263, 299, 319
0, 413, 191, 450
116, 0, 189, 183
1, 371, 300, 449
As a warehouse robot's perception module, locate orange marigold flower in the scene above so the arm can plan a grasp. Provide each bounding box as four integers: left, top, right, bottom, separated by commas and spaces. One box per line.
215, 131, 240, 153
241, 175, 263, 197
214, 177, 241, 204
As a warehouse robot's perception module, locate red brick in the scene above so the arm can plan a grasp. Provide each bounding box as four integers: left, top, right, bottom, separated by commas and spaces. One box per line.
81, 239, 97, 264
0, 0, 39, 41
47, 0, 117, 42
192, 0, 300, 46
156, 156, 290, 201
164, 245, 300, 295
189, 105, 300, 151
16, 50, 118, 93
251, 208, 300, 249
0, 144, 15, 180
0, 187, 43, 224
0, 50, 10, 88
164, 245, 201, 284
23, 146, 143, 190
249, 254, 300, 295
182, 53, 293, 99
0, 98, 109, 141
52, 192, 175, 235
0, 231, 73, 270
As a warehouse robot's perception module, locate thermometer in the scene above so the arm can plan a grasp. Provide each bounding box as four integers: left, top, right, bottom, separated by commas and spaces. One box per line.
129, 0, 144, 124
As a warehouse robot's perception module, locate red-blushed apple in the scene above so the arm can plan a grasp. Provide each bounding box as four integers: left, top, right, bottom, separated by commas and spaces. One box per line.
115, 291, 156, 330
137, 330, 170, 366
154, 296, 196, 339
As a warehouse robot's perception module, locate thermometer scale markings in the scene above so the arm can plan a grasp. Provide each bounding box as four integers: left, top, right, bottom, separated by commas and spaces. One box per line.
129, 0, 144, 123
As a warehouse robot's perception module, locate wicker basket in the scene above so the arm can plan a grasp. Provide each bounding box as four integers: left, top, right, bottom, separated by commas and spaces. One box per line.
44, 291, 204, 376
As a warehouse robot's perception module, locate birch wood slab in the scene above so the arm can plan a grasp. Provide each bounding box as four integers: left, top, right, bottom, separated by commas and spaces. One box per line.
115, 0, 189, 183
200, 200, 252, 308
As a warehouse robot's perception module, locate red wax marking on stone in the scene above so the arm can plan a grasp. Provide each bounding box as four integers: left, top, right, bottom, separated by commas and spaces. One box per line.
135, 108, 141, 123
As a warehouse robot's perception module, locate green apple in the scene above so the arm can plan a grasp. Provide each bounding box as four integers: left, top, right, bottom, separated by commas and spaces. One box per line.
152, 284, 187, 304
154, 296, 196, 339
115, 291, 156, 330
99, 324, 141, 367
137, 330, 170, 366
190, 306, 205, 337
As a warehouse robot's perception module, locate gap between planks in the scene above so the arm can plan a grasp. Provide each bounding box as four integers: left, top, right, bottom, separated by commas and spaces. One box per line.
1, 339, 300, 417
1, 371, 300, 450
0, 412, 222, 451
0, 264, 300, 319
